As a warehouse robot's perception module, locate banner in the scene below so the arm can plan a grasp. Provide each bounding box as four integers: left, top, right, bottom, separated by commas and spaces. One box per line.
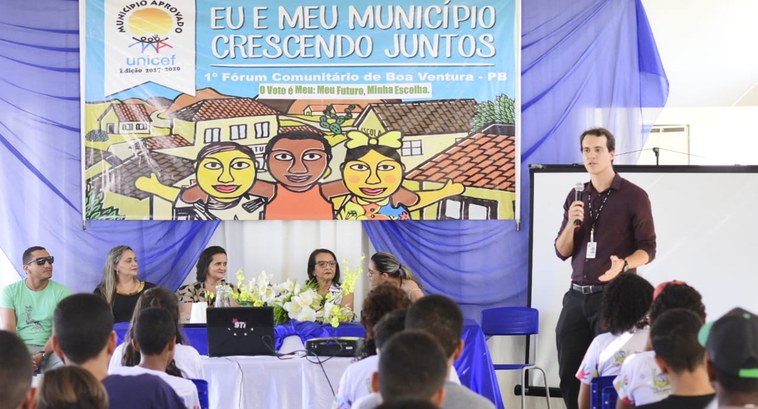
83, 0, 519, 221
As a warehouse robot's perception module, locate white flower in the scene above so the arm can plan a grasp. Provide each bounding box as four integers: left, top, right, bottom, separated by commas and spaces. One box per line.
294, 306, 317, 322
296, 289, 317, 307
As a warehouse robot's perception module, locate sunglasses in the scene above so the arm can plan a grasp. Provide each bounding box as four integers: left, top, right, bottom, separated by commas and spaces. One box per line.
316, 261, 337, 268
27, 256, 54, 266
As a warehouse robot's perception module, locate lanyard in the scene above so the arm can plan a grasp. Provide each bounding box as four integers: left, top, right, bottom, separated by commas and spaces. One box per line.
588, 187, 612, 230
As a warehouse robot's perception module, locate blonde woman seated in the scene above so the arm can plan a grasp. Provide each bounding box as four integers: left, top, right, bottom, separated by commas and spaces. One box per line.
367, 252, 424, 302
307, 249, 354, 310
94, 245, 156, 323
176, 246, 238, 321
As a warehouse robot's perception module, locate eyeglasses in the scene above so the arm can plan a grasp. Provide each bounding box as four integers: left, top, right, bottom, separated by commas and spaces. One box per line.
27, 256, 54, 266
316, 261, 337, 268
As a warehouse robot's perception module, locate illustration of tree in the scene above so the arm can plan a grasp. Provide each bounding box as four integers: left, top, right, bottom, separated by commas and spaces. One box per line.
319, 104, 355, 135
471, 94, 516, 133
85, 190, 124, 220
86, 129, 110, 142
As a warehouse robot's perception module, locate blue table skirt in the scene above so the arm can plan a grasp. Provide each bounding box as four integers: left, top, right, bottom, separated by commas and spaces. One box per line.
114, 319, 504, 409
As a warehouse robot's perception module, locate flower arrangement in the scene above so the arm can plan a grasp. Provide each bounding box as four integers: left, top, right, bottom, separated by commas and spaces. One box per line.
231, 260, 360, 327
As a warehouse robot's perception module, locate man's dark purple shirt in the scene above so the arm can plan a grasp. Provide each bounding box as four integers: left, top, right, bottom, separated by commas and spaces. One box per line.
555, 173, 656, 285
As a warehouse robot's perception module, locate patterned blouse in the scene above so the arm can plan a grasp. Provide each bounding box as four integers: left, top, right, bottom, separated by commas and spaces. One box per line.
175, 280, 237, 305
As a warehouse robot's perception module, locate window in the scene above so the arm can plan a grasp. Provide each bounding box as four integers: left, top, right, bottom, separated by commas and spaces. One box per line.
136, 123, 147, 131
254, 122, 271, 139
401, 140, 423, 156
230, 124, 248, 140
204, 128, 221, 143
439, 196, 498, 220
121, 123, 133, 131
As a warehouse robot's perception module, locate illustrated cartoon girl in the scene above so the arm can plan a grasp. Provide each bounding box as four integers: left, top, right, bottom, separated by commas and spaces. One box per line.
135, 142, 265, 220
335, 130, 464, 220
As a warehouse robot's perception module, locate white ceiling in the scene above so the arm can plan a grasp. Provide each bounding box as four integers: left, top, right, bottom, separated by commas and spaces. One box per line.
642, 0, 758, 107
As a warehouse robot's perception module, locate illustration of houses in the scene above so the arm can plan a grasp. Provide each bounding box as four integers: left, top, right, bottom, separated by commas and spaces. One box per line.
353, 99, 477, 170
88, 150, 195, 219
98, 103, 152, 135
167, 98, 280, 165
405, 123, 516, 220
84, 149, 121, 180
303, 104, 363, 116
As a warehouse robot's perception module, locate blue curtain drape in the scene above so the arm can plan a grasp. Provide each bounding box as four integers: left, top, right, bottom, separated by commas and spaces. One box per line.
366, 0, 668, 319
0, 0, 666, 310
0, 0, 218, 292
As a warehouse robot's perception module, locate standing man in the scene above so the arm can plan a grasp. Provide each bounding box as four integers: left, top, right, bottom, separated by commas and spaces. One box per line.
0, 246, 71, 373
554, 128, 656, 409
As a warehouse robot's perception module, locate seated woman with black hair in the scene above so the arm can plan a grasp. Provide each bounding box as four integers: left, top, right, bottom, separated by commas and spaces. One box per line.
367, 252, 424, 302
307, 248, 353, 310
176, 246, 238, 321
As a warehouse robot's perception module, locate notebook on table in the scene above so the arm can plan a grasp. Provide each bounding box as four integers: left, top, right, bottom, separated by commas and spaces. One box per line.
206, 307, 275, 357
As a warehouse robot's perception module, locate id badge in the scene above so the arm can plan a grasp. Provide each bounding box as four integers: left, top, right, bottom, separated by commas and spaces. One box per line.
586, 228, 597, 259
586, 242, 597, 259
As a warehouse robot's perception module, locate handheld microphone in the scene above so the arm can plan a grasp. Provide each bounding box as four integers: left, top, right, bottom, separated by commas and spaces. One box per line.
574, 183, 584, 227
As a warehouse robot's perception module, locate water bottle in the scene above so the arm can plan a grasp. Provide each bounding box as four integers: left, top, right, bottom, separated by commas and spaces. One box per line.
214, 285, 231, 308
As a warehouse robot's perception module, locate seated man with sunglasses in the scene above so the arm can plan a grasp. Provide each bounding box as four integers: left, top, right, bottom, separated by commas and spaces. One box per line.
1, 246, 70, 373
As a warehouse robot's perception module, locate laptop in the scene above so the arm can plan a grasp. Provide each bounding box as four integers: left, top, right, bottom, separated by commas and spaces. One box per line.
206, 307, 275, 357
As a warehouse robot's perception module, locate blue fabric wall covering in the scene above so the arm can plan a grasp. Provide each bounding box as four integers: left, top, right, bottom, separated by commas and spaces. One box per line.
0, 0, 666, 315
0, 0, 217, 292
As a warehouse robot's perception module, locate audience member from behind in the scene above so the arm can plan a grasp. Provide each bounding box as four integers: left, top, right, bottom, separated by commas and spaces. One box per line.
635, 308, 714, 408
307, 249, 354, 309
353, 295, 494, 409
111, 287, 203, 380
405, 295, 495, 409
699, 307, 758, 408
357, 330, 448, 409
367, 252, 424, 302
108, 307, 200, 409
37, 366, 109, 409
615, 280, 707, 408
576, 273, 653, 409
356, 284, 411, 359
94, 245, 156, 323
51, 293, 185, 409
0, 330, 35, 409
176, 246, 238, 321
376, 398, 439, 409
0, 246, 70, 373
334, 309, 408, 409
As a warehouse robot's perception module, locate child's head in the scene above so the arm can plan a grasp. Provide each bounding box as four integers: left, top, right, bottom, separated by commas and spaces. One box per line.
600, 273, 653, 334
648, 281, 706, 324
134, 307, 177, 357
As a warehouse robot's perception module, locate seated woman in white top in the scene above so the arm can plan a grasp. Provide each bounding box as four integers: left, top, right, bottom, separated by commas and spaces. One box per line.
109, 287, 204, 380
367, 252, 424, 302
576, 273, 654, 409
306, 249, 354, 310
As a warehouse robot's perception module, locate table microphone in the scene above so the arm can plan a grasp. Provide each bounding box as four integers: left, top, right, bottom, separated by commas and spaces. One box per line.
574, 183, 584, 227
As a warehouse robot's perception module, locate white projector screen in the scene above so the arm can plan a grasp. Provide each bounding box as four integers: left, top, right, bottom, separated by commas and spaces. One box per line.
529, 165, 758, 389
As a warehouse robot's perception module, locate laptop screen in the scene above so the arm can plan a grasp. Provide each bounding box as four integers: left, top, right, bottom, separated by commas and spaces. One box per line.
206, 307, 275, 357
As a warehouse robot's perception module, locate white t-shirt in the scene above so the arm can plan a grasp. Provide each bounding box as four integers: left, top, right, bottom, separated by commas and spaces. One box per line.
108, 365, 200, 409
576, 327, 650, 384
614, 350, 671, 406
110, 343, 205, 380
333, 355, 378, 409
333, 355, 461, 409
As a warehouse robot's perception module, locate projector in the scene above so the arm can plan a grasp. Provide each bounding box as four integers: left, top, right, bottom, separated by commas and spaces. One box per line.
305, 337, 363, 357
